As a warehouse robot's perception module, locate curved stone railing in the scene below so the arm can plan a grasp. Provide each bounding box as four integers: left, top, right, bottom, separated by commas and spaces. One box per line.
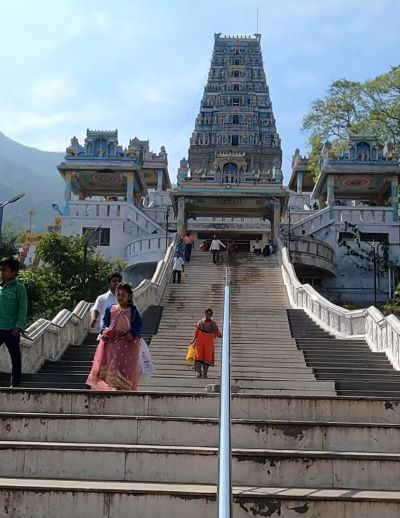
289, 207, 333, 236
278, 238, 400, 369
126, 235, 174, 266
0, 300, 92, 375
131, 239, 176, 312
0, 240, 177, 375
288, 236, 335, 275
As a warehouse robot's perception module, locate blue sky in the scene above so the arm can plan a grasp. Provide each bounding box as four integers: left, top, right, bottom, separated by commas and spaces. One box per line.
0, 0, 399, 182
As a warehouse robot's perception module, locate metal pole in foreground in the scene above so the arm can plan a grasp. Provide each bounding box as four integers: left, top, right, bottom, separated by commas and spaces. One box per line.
217, 266, 232, 518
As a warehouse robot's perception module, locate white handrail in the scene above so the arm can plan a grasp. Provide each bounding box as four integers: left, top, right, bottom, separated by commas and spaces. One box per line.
278, 237, 400, 370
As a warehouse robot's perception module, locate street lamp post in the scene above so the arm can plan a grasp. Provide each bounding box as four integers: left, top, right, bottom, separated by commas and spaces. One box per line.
0, 193, 26, 245
82, 225, 102, 292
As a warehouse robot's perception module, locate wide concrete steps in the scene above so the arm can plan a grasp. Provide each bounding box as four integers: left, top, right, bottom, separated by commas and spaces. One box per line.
2, 391, 400, 516
138, 251, 335, 395
3, 441, 400, 490
288, 309, 400, 397
2, 478, 400, 518
2, 413, 400, 452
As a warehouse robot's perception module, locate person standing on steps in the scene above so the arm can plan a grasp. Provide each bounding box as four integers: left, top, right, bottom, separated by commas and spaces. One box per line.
172, 253, 185, 284
199, 240, 208, 252
0, 257, 28, 388
252, 238, 262, 256
86, 282, 142, 391
209, 235, 226, 264
183, 232, 195, 262
191, 308, 222, 379
175, 238, 185, 258
90, 272, 122, 331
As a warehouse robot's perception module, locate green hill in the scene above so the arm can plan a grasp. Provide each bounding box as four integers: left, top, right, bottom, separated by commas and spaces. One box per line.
0, 132, 64, 232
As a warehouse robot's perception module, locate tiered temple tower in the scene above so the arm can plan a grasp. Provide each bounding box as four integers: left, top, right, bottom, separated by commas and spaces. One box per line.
173, 34, 287, 241
188, 33, 282, 182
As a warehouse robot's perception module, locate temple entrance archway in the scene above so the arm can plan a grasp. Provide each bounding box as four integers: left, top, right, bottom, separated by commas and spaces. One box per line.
223, 162, 238, 183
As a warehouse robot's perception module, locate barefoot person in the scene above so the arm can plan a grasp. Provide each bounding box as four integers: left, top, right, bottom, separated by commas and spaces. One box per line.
191, 308, 222, 379
86, 283, 142, 390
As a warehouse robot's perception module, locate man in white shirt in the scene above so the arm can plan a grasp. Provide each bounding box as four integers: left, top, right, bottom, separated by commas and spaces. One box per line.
172, 254, 185, 284
209, 235, 226, 264
89, 273, 122, 330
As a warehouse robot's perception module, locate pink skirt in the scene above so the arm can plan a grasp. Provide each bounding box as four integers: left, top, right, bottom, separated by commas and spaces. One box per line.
86, 335, 141, 391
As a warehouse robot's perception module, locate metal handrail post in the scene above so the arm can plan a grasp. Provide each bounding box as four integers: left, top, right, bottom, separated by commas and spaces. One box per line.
218, 265, 232, 517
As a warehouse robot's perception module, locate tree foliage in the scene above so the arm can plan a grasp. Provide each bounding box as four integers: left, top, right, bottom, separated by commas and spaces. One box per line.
337, 222, 395, 274
20, 233, 126, 324
303, 66, 400, 178
0, 225, 20, 259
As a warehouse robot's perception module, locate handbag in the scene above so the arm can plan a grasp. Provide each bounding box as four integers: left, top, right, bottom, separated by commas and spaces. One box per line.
139, 338, 155, 375
186, 343, 196, 365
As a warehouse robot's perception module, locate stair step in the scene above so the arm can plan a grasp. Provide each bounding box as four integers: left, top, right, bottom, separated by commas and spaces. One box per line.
1, 479, 400, 518
1, 413, 400, 452
1, 442, 399, 489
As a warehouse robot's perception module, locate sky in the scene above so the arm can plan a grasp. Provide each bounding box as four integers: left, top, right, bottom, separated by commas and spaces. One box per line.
0, 0, 399, 182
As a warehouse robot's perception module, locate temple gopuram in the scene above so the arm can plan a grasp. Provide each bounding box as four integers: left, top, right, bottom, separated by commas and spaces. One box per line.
171, 33, 287, 242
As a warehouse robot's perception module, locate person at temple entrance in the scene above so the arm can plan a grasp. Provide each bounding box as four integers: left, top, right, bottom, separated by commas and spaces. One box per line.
228, 240, 239, 256
209, 235, 226, 264
191, 308, 222, 379
183, 232, 194, 262
253, 239, 262, 256
199, 240, 208, 252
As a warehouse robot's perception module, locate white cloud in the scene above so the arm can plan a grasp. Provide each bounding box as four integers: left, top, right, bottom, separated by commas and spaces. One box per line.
0, 0, 399, 180
31, 76, 77, 106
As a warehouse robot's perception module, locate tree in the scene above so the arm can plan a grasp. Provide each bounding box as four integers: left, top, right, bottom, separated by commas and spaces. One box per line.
337, 222, 398, 306
36, 233, 126, 304
18, 268, 70, 323
303, 66, 400, 178
0, 225, 20, 259
19, 233, 126, 324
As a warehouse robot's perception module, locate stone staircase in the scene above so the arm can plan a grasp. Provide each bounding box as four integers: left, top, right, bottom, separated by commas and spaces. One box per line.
1, 391, 400, 516
229, 254, 335, 395
288, 308, 400, 397
1, 252, 400, 515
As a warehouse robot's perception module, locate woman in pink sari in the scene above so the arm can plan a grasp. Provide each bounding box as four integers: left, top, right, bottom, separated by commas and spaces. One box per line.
86, 283, 142, 391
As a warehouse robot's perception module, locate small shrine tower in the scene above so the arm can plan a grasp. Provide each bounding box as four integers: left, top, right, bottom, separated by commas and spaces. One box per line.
57, 130, 172, 266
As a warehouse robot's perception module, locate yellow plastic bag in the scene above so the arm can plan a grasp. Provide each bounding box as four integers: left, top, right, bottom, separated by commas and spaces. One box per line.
186, 344, 196, 365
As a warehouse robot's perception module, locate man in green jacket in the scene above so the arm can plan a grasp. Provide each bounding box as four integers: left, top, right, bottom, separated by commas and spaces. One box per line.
0, 257, 27, 387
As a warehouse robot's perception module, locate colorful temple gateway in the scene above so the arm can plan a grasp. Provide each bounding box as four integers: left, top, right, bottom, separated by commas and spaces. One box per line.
56, 34, 400, 304
172, 33, 286, 242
